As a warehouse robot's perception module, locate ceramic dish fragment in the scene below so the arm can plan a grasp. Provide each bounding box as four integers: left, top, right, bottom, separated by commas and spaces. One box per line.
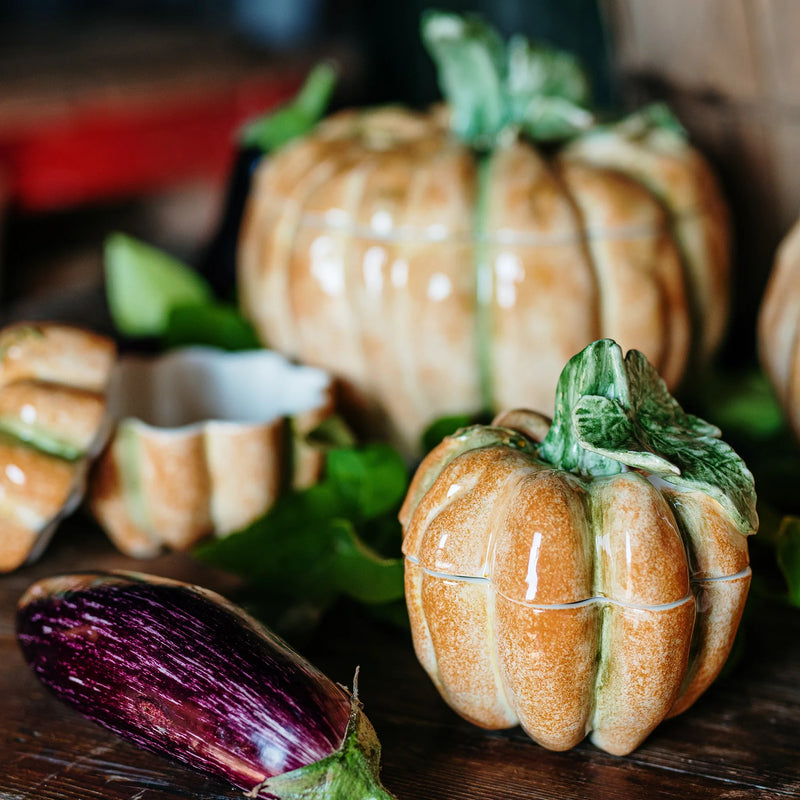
89, 347, 334, 558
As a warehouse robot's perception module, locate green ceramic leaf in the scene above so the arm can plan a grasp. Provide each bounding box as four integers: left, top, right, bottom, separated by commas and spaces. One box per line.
506, 36, 593, 141
538, 339, 629, 476
104, 233, 212, 337
422, 10, 593, 147
0, 422, 82, 461
422, 10, 506, 147
239, 62, 337, 152
539, 339, 757, 533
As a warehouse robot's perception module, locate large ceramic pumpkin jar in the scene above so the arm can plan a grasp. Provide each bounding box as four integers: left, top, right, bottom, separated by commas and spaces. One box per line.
238, 13, 730, 453
400, 339, 756, 755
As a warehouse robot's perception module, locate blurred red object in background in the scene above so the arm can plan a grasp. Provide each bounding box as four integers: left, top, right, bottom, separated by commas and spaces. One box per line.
0, 25, 305, 213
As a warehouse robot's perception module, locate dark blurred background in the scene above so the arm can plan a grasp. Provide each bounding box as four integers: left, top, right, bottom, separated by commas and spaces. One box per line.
0, 0, 612, 314
0, 0, 794, 354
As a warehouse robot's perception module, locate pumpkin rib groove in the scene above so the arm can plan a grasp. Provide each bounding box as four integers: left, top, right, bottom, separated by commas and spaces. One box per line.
244, 139, 333, 353
248, 144, 349, 356
296, 152, 377, 389
399, 146, 478, 439
545, 159, 605, 351
379, 153, 439, 443
561, 133, 730, 362
556, 162, 690, 386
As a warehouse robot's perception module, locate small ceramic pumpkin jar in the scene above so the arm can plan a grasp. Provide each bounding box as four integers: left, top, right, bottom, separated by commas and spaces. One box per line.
237, 15, 730, 454
399, 340, 756, 755
759, 216, 800, 438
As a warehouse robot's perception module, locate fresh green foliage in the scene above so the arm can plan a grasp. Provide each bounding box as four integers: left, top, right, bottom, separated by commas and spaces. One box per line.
538, 339, 758, 533
422, 10, 592, 147
104, 233, 212, 338
163, 303, 260, 351
689, 367, 800, 519
240, 62, 336, 153
421, 413, 478, 453
195, 443, 408, 622
691, 368, 785, 442
103, 234, 259, 351
777, 516, 800, 607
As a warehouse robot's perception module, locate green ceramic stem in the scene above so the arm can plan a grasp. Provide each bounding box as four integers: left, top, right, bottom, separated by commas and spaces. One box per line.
474, 150, 495, 414
537, 339, 757, 533
0, 420, 82, 461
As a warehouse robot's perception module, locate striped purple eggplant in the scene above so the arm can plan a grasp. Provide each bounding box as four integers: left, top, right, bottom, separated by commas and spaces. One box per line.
16, 571, 397, 799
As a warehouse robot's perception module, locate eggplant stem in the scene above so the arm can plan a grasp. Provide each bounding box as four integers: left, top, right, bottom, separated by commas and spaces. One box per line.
247, 670, 397, 800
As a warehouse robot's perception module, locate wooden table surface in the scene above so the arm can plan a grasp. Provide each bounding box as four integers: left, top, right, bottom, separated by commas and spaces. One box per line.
1, 518, 799, 800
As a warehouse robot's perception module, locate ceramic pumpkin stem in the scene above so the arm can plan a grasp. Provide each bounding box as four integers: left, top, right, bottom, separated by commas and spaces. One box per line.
537, 339, 757, 533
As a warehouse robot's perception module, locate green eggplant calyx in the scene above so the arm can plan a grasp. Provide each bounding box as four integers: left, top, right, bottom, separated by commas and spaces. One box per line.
421, 10, 593, 148
537, 339, 758, 534
249, 676, 397, 800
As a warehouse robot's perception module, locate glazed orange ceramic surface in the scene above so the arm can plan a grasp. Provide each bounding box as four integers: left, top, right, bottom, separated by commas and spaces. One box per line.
399, 409, 752, 756
0, 323, 116, 572
238, 106, 729, 453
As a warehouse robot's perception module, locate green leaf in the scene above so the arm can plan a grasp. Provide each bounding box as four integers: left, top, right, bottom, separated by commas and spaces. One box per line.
777, 516, 800, 607
422, 10, 507, 148
538, 339, 629, 477
303, 415, 358, 450
164, 303, 261, 351
326, 444, 408, 521
194, 443, 409, 624
506, 36, 593, 141
239, 62, 337, 152
421, 10, 593, 147
104, 233, 212, 337
421, 413, 486, 453
693, 368, 785, 441
539, 339, 758, 533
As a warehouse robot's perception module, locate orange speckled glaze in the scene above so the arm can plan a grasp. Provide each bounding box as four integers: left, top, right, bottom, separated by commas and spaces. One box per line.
0, 323, 115, 572
239, 106, 729, 454
399, 409, 752, 755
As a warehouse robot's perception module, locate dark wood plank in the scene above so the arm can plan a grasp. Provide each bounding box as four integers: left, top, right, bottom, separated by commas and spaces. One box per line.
2, 518, 800, 799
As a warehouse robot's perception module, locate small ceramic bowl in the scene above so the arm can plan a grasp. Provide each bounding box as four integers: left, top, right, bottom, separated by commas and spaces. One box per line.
89, 347, 335, 558
0, 323, 116, 572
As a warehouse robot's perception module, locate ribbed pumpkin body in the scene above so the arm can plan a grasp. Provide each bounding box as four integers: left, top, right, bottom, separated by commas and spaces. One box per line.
759, 217, 800, 438
238, 107, 729, 453
399, 411, 751, 755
